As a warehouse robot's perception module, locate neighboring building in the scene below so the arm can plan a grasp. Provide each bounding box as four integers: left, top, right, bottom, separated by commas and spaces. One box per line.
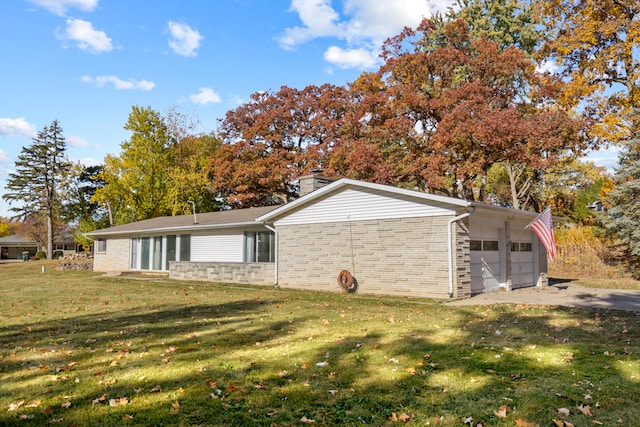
88, 176, 552, 299
0, 235, 38, 260
587, 200, 606, 213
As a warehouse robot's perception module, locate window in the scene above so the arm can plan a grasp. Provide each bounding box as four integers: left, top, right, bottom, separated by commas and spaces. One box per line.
96, 238, 107, 253
152, 237, 163, 271
511, 242, 532, 252
470, 240, 498, 251
131, 238, 139, 269
179, 234, 190, 262
244, 231, 275, 262
131, 234, 189, 271
166, 235, 176, 270
141, 237, 150, 270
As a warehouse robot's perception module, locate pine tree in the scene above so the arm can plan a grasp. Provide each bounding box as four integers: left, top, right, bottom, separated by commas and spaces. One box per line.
608, 112, 640, 259
2, 120, 71, 259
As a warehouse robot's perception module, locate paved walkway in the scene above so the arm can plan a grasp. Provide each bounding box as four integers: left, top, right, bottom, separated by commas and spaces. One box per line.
447, 282, 640, 312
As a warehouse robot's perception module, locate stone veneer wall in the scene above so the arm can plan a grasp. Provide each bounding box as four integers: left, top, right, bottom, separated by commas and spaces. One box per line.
170, 262, 275, 285
93, 238, 130, 272
276, 216, 470, 299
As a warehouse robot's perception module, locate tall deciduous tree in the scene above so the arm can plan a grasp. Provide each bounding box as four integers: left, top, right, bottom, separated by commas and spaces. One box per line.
3, 120, 70, 258
536, 0, 640, 256
535, 0, 640, 145
92, 106, 175, 223
61, 163, 109, 247
169, 133, 224, 214
218, 84, 349, 206
447, 0, 540, 54
363, 19, 585, 200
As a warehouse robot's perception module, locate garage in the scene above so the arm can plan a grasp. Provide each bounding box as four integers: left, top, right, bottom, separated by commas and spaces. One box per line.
470, 226, 503, 294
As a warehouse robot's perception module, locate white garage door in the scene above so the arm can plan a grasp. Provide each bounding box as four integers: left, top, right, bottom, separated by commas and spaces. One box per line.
470, 227, 501, 294
510, 239, 534, 288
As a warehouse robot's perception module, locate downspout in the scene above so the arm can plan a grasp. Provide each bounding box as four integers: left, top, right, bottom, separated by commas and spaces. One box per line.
263, 224, 278, 287
448, 207, 475, 298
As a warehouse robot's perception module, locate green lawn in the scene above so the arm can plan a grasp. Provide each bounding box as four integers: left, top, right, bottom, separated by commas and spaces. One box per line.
1, 261, 639, 426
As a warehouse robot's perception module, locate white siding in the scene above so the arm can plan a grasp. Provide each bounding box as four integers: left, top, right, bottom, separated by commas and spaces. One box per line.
274, 188, 454, 226
191, 231, 244, 262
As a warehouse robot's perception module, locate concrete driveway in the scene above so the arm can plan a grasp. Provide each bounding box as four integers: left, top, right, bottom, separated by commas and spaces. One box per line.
447, 281, 640, 312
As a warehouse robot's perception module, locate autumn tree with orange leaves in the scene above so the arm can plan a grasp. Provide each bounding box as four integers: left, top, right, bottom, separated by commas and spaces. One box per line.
216, 84, 350, 207
350, 19, 587, 201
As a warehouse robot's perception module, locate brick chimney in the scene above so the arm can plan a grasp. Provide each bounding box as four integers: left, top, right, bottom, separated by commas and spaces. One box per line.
298, 169, 336, 197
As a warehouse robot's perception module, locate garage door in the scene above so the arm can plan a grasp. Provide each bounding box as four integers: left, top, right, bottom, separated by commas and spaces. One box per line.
470, 227, 501, 294
510, 239, 534, 288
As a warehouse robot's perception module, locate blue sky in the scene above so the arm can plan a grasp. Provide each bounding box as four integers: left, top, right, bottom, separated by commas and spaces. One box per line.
0, 0, 619, 218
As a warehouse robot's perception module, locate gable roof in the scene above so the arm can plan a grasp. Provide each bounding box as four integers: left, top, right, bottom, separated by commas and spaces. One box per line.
0, 235, 38, 245
87, 205, 280, 237
256, 178, 546, 224
256, 178, 472, 223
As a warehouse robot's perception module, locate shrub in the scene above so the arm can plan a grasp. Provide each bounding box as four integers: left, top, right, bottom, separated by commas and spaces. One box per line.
553, 226, 617, 276
35, 250, 46, 260
53, 250, 64, 259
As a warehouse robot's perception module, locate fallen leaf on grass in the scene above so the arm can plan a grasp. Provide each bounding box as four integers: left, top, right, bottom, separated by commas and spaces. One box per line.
92, 394, 107, 407
578, 404, 592, 416
170, 401, 180, 415
300, 415, 315, 423
109, 397, 129, 407
558, 408, 570, 415
552, 420, 574, 427
515, 419, 539, 427
122, 414, 134, 421
8, 401, 24, 411
404, 367, 416, 375
398, 413, 411, 423
61, 401, 71, 409
26, 401, 41, 408
494, 405, 508, 418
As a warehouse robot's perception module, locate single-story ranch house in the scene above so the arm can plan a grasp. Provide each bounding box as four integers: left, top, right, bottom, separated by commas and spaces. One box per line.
88, 176, 551, 299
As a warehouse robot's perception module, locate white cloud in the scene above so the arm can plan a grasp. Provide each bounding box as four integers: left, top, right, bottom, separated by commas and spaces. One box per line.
279, 0, 343, 50
73, 157, 100, 167
81, 75, 155, 91
536, 59, 561, 75
189, 87, 221, 105
66, 134, 90, 147
0, 118, 37, 138
341, 0, 441, 43
27, 0, 98, 16
585, 146, 621, 172
167, 21, 203, 57
58, 18, 113, 54
324, 46, 379, 69
280, 0, 451, 69
0, 150, 8, 163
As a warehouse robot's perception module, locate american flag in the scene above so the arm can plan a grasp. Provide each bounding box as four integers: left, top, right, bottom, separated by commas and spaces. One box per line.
527, 208, 558, 261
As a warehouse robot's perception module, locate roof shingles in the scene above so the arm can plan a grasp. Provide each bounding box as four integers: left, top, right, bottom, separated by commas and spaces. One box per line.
89, 205, 280, 236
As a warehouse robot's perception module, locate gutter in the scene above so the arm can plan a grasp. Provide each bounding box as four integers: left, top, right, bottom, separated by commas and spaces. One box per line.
84, 221, 263, 238
263, 223, 278, 287
448, 207, 475, 298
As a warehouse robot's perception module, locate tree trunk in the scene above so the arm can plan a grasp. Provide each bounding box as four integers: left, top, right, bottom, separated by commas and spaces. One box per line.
47, 212, 53, 260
